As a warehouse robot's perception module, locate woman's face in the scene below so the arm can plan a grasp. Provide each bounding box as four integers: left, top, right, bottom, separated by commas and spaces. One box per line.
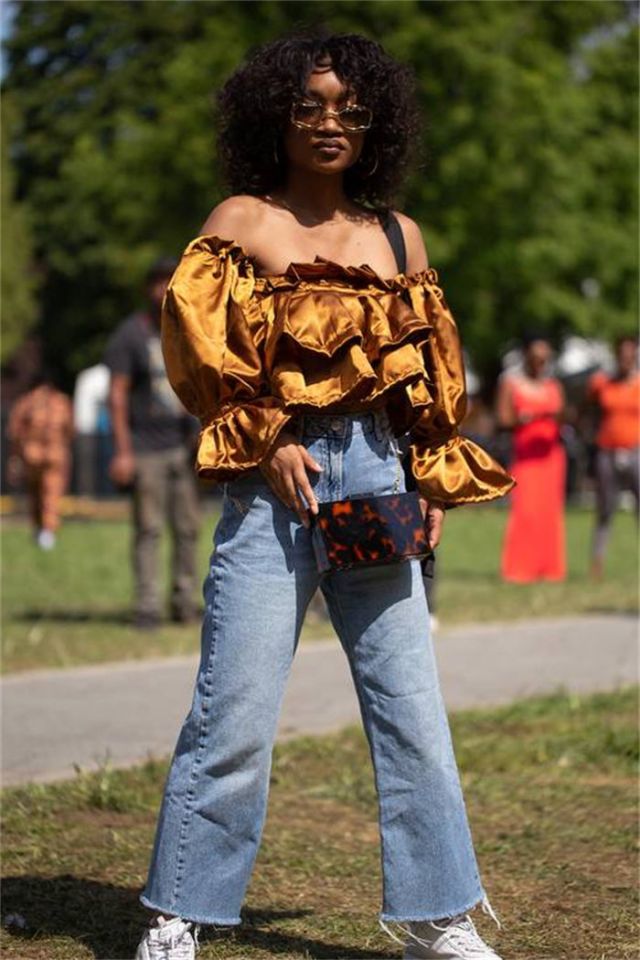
616, 339, 638, 376
525, 339, 552, 376
282, 61, 367, 177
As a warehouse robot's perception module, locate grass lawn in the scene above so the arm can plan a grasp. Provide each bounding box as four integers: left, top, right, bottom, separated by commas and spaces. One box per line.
1, 687, 637, 959
2, 505, 637, 674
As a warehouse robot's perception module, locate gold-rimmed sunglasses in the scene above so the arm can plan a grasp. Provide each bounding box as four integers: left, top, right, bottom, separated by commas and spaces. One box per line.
290, 99, 373, 132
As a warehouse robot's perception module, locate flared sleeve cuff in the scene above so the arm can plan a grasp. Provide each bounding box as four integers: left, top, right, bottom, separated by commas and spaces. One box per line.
195, 398, 294, 482
410, 432, 515, 506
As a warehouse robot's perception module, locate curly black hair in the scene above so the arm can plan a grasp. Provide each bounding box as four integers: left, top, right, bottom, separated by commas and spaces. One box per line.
216, 28, 421, 208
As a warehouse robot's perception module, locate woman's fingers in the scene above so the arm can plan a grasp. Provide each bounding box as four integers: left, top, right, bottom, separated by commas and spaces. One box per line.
419, 496, 445, 548
266, 469, 302, 518
294, 467, 319, 518
300, 446, 323, 473
258, 463, 290, 508
297, 448, 322, 517
260, 442, 323, 526
426, 503, 445, 549
283, 473, 311, 527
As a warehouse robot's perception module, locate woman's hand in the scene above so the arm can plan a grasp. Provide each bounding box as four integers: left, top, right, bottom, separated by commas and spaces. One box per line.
259, 431, 323, 528
419, 496, 446, 550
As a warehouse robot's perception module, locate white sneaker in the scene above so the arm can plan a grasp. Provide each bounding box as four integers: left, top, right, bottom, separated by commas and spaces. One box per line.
401, 913, 502, 959
135, 915, 200, 959
36, 529, 56, 550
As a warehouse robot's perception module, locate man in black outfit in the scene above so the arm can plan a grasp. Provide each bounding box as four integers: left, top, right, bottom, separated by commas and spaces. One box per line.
104, 259, 200, 629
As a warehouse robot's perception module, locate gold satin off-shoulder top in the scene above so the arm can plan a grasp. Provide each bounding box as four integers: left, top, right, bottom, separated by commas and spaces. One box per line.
161, 235, 515, 505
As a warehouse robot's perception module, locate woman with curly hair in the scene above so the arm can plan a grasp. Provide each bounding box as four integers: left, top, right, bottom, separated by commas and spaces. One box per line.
135, 29, 513, 960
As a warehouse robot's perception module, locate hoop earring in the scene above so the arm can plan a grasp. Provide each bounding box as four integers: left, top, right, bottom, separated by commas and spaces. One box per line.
358, 146, 379, 178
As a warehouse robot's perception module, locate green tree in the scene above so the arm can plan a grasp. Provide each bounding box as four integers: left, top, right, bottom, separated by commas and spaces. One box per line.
1, 96, 39, 362
2, 0, 637, 381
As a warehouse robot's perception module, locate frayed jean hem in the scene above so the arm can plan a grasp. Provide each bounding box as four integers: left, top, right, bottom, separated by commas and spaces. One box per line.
379, 890, 501, 929
139, 893, 242, 927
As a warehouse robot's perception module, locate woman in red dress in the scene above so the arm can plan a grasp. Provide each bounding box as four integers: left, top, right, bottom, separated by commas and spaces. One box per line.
497, 334, 567, 582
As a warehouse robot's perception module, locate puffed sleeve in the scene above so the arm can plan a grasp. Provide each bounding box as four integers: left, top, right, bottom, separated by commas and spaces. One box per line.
403, 269, 515, 505
161, 235, 294, 481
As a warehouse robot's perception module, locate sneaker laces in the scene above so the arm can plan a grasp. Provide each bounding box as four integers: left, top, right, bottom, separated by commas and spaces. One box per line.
378, 895, 502, 954
480, 895, 501, 930
151, 919, 200, 959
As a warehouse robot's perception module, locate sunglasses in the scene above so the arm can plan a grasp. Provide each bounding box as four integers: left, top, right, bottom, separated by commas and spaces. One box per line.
290, 99, 373, 132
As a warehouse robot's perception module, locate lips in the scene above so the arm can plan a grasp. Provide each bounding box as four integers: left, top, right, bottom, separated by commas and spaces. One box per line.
312, 139, 346, 152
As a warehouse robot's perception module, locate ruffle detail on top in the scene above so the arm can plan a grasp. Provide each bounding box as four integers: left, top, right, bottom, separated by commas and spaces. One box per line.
161, 234, 515, 503
196, 398, 293, 482
411, 432, 516, 505
262, 280, 435, 412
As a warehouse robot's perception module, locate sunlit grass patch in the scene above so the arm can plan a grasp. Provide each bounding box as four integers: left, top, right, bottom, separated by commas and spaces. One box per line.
1, 688, 637, 958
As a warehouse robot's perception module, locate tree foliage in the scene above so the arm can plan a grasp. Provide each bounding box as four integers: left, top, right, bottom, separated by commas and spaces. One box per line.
2, 0, 637, 381
1, 95, 39, 362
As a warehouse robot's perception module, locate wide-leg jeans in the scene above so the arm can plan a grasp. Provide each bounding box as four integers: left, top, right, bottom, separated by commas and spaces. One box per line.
140, 410, 487, 926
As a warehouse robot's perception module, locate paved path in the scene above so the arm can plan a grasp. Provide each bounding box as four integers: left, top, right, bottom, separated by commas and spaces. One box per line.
2, 614, 637, 787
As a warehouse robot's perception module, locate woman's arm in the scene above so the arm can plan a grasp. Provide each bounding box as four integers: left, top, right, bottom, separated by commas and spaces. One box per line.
495, 376, 517, 429
162, 211, 322, 528
108, 373, 135, 487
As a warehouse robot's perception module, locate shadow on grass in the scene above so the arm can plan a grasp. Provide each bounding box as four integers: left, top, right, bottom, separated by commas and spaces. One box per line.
1, 875, 393, 959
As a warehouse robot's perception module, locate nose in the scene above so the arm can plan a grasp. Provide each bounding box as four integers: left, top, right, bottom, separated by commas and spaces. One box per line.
317, 111, 343, 135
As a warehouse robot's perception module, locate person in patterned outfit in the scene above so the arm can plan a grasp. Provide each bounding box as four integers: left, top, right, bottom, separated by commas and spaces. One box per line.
7, 371, 74, 549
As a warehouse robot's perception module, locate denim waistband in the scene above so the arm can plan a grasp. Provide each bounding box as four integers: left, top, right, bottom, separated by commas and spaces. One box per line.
293, 408, 391, 440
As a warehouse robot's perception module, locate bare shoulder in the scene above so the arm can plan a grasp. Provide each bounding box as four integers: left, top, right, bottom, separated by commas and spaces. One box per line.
392, 210, 429, 272
199, 195, 271, 250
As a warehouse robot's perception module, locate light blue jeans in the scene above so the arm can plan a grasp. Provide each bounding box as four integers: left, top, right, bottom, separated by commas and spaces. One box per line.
140, 410, 488, 927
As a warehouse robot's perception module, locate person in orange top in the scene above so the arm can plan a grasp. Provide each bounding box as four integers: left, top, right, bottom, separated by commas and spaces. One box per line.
586, 335, 639, 578
496, 333, 567, 583
7, 370, 74, 550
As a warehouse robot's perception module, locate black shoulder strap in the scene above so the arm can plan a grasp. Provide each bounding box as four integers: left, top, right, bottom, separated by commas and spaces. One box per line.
378, 209, 407, 274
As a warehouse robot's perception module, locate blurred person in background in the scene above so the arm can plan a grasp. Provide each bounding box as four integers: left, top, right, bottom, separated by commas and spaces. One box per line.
585, 335, 639, 579
134, 30, 513, 960
73, 362, 110, 497
496, 332, 566, 583
6, 367, 74, 550
104, 258, 201, 630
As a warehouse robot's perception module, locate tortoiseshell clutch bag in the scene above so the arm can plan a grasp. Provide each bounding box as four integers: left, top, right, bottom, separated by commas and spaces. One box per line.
310, 491, 433, 574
